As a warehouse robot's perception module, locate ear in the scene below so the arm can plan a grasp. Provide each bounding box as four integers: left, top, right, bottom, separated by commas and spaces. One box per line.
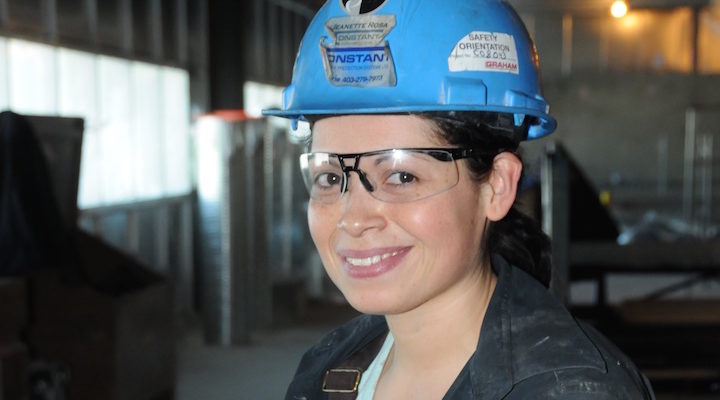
485, 152, 523, 222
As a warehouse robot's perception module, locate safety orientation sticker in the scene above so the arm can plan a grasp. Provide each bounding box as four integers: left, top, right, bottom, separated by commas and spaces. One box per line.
320, 15, 397, 87
448, 31, 519, 74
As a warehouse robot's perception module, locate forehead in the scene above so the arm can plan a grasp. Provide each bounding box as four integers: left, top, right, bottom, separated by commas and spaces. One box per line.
310, 114, 445, 153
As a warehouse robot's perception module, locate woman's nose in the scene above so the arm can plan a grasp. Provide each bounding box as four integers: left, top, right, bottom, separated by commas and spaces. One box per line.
337, 173, 387, 237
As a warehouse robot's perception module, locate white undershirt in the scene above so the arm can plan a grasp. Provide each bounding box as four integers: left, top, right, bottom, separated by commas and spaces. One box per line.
357, 332, 395, 400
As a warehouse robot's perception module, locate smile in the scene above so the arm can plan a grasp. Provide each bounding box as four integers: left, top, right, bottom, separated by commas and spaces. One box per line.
338, 247, 411, 279
346, 251, 400, 267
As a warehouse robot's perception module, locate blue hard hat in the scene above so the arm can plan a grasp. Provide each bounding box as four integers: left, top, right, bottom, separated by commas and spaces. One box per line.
263, 0, 557, 139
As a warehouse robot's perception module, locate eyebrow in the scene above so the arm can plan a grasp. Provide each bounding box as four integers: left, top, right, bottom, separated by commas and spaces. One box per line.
325, 156, 342, 166
373, 153, 392, 167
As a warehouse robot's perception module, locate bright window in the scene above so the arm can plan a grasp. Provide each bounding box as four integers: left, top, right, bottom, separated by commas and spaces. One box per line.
244, 81, 311, 141
2, 37, 192, 208
57, 48, 102, 207
96, 55, 134, 205
163, 68, 192, 195
8, 39, 57, 114
58, 48, 97, 121
131, 62, 164, 201
243, 81, 284, 119
0, 38, 8, 110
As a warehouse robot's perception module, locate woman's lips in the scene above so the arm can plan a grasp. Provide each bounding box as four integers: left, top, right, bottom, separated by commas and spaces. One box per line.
338, 246, 412, 279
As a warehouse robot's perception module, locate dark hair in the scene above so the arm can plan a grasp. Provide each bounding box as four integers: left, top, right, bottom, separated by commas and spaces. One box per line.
421, 111, 552, 287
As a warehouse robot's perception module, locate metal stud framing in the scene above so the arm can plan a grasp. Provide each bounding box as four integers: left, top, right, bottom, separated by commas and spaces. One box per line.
0, 0, 194, 68
248, 0, 314, 84
0, 0, 7, 28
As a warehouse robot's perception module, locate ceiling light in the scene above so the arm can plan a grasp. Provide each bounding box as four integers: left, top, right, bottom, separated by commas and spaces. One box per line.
611, 1, 629, 18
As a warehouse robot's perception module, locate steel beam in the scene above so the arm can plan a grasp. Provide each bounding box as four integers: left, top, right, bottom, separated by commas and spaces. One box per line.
542, 142, 571, 304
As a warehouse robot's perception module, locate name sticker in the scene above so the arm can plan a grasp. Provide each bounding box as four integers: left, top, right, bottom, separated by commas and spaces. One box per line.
448, 31, 519, 74
320, 15, 397, 87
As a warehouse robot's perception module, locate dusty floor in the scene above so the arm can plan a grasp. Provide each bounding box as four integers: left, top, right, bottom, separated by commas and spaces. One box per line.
176, 302, 357, 400
176, 324, 332, 400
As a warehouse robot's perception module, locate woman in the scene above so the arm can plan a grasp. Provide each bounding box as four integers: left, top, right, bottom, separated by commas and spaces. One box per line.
265, 1, 655, 398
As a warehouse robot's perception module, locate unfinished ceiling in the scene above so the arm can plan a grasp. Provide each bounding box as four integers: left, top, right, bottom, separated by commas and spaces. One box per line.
289, 0, 715, 14
509, 0, 712, 13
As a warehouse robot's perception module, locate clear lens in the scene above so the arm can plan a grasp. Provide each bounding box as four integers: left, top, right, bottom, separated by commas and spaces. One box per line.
299, 149, 461, 203
299, 152, 345, 203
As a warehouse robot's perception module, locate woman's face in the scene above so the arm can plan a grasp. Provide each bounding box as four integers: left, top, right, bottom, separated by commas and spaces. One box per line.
308, 114, 493, 316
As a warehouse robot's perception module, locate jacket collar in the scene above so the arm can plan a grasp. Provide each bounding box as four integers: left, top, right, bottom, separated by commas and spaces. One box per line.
287, 256, 606, 399
463, 255, 606, 398
288, 313, 387, 399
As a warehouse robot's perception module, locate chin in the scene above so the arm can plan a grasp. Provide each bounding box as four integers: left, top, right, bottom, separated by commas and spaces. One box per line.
346, 300, 386, 315
340, 288, 409, 316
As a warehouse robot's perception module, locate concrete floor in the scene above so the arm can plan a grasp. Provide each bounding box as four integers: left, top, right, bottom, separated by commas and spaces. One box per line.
176, 302, 357, 400
176, 324, 331, 400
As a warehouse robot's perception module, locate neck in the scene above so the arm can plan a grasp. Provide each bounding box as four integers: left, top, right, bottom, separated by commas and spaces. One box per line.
384, 263, 497, 370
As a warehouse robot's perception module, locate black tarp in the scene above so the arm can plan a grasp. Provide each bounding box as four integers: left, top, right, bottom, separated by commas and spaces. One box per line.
0, 111, 77, 276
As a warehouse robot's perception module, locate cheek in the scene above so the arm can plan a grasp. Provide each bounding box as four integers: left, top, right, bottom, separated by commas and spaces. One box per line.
307, 204, 328, 248
307, 203, 344, 263
404, 193, 485, 255
405, 202, 464, 248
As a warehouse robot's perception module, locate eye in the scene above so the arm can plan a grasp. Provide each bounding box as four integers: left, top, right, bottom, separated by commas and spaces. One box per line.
314, 172, 342, 188
386, 171, 417, 185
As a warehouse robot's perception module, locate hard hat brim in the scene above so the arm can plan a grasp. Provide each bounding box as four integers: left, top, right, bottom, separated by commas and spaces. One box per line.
262, 105, 557, 140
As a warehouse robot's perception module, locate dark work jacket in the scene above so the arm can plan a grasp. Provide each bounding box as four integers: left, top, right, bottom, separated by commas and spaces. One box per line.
285, 256, 656, 399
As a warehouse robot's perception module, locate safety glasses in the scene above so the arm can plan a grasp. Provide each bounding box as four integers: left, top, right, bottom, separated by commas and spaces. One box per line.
299, 148, 490, 203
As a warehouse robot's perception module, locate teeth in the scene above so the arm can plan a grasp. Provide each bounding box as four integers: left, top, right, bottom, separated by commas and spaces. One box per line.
346, 251, 399, 267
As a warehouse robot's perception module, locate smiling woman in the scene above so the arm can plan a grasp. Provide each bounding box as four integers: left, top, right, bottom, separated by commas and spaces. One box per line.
264, 1, 656, 399
308, 115, 498, 321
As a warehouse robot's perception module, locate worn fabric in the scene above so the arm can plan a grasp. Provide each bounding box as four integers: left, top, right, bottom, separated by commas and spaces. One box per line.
285, 255, 655, 399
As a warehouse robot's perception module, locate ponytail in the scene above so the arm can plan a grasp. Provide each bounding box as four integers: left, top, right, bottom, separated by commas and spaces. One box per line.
422, 111, 552, 287
486, 207, 551, 287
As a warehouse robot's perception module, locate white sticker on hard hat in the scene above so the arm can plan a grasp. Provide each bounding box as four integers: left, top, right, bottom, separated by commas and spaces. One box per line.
326, 15, 395, 46
448, 31, 520, 74
321, 15, 397, 87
